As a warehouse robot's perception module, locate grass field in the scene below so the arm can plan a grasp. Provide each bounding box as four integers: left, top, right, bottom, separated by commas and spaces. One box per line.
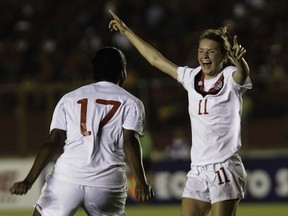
1, 203, 287, 216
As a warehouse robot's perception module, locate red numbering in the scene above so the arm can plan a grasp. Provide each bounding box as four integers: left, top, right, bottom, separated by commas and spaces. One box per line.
77, 98, 121, 136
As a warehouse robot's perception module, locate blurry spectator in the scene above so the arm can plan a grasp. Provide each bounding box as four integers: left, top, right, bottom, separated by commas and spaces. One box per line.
166, 128, 190, 160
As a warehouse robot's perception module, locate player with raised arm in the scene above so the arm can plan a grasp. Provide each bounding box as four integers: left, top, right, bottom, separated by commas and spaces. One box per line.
10, 47, 154, 216
109, 10, 252, 216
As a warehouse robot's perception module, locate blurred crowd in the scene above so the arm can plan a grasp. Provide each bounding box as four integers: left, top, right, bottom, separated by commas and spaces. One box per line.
0, 0, 287, 83
0, 0, 288, 154
1, 0, 288, 113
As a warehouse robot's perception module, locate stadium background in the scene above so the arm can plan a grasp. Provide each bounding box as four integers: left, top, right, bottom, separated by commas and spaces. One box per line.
0, 0, 288, 215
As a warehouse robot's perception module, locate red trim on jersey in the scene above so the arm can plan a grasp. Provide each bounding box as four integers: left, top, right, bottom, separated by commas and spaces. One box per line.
195, 71, 224, 97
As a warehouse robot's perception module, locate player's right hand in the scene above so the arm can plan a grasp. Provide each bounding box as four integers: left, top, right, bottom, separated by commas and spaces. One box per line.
108, 9, 128, 35
9, 180, 32, 195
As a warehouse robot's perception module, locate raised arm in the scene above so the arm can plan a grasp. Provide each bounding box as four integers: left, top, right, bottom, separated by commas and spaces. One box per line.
9, 129, 66, 195
230, 35, 250, 85
109, 10, 178, 80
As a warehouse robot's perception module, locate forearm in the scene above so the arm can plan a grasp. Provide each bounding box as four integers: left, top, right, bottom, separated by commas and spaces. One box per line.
233, 57, 250, 85
10, 129, 65, 195
236, 57, 249, 75
124, 137, 147, 184
123, 28, 178, 79
24, 143, 59, 184
109, 10, 178, 78
127, 150, 147, 184
124, 131, 154, 202
124, 29, 162, 66
231, 35, 250, 85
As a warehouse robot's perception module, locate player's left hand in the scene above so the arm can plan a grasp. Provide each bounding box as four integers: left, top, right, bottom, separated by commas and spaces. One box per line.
135, 184, 155, 202
230, 35, 246, 60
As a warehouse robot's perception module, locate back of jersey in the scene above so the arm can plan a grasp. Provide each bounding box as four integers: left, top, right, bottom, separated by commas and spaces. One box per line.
49, 81, 145, 188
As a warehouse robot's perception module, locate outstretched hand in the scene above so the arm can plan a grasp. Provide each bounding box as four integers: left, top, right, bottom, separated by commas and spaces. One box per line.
230, 35, 246, 60
108, 9, 128, 35
9, 180, 32, 195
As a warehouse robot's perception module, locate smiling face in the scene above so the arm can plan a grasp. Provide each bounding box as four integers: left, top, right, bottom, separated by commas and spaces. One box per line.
198, 38, 226, 79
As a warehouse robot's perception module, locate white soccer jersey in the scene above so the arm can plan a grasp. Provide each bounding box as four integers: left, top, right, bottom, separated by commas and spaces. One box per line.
49, 81, 145, 188
178, 66, 252, 165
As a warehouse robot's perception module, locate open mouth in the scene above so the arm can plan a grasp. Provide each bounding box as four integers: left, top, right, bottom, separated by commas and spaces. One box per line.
202, 59, 212, 66
202, 62, 212, 67
202, 59, 212, 64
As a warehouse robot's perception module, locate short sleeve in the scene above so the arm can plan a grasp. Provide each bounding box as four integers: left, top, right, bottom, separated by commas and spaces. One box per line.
177, 66, 191, 89
50, 97, 67, 132
238, 76, 253, 93
224, 66, 252, 94
123, 100, 145, 136
177, 66, 201, 90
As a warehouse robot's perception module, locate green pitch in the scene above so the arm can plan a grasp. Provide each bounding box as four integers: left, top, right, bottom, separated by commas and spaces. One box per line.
1, 203, 287, 216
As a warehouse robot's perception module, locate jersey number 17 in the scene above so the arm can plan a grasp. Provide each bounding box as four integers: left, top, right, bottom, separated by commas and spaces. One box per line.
77, 98, 121, 136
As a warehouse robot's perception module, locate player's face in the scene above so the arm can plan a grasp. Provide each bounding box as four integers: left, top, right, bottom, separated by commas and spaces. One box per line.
198, 38, 225, 79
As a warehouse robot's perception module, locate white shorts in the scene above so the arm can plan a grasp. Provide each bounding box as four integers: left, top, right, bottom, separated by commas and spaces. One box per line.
182, 154, 247, 204
35, 175, 127, 216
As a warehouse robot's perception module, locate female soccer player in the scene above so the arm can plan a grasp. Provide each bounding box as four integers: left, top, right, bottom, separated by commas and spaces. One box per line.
109, 10, 252, 216
10, 47, 154, 216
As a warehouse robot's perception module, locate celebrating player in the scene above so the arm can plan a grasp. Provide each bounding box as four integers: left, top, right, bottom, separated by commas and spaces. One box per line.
109, 10, 252, 216
10, 46, 154, 216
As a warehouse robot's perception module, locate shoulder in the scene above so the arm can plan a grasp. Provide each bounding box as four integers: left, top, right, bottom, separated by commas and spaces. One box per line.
105, 84, 145, 110
64, 83, 93, 97
123, 89, 144, 109
177, 66, 201, 87
223, 66, 237, 75
222, 66, 237, 81
222, 66, 252, 91
177, 66, 201, 75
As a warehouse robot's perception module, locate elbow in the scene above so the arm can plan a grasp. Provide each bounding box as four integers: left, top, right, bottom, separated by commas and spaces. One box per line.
148, 54, 161, 67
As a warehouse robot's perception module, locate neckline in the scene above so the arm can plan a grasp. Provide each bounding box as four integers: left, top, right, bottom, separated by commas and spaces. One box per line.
199, 71, 224, 93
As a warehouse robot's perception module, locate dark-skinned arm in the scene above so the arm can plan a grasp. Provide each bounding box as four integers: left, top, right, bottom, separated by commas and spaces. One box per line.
9, 129, 66, 195
123, 129, 154, 202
